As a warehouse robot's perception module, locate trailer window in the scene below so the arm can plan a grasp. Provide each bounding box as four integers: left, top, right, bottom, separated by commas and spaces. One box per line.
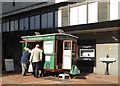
64, 42, 71, 50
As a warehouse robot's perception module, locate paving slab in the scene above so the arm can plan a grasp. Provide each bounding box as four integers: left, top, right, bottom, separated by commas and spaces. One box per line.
1, 72, 119, 85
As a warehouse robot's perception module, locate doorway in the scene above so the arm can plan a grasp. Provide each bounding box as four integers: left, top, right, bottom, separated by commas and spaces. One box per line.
27, 41, 43, 50
57, 40, 63, 69
62, 40, 72, 70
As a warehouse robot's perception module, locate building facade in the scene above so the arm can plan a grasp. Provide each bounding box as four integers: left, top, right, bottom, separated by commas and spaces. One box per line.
1, 0, 120, 76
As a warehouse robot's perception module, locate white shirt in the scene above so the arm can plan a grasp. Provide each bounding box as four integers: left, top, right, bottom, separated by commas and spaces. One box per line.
30, 47, 43, 62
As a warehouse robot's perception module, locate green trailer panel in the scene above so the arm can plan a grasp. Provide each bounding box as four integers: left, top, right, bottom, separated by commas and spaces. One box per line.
43, 40, 55, 69
44, 55, 54, 69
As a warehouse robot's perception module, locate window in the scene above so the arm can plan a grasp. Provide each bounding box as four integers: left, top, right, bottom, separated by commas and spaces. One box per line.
88, 2, 98, 23
20, 18, 29, 31
58, 10, 62, 27
3, 22, 9, 32
10, 21, 15, 31
24, 18, 28, 30
30, 16, 35, 30
41, 13, 47, 29
0, 22, 1, 32
110, 0, 120, 20
64, 42, 71, 50
6, 22, 9, 32
41, 12, 54, 29
20, 18, 24, 30
15, 20, 18, 31
70, 6, 79, 25
2, 23, 6, 32
55, 11, 58, 27
48, 12, 53, 28
78, 4, 87, 24
35, 15, 40, 29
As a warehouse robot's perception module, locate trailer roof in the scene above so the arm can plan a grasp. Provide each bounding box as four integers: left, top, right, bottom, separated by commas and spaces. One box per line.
21, 33, 78, 39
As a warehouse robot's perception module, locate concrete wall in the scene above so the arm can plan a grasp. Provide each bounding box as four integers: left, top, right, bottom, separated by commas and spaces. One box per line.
1, 2, 54, 16
94, 43, 119, 77
2, 2, 39, 14
98, 2, 109, 22
2, 34, 22, 71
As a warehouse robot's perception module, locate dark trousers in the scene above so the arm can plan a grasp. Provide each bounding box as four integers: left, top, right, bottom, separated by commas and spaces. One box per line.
32, 62, 40, 78
32, 61, 44, 78
39, 61, 44, 77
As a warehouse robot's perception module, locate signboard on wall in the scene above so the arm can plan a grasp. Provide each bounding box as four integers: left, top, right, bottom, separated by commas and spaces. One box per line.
78, 40, 96, 61
5, 59, 14, 71
80, 49, 95, 57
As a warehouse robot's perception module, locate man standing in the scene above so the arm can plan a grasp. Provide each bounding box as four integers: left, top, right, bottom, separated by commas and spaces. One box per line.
21, 47, 31, 76
29, 44, 43, 78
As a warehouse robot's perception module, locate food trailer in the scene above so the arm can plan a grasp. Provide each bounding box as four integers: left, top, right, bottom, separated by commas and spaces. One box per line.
20, 33, 78, 73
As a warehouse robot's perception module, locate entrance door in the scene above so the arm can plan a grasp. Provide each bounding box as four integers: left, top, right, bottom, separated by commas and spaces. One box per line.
62, 40, 72, 70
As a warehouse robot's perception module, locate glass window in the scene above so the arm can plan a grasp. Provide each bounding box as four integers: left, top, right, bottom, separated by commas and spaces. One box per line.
10, 21, 14, 31
30, 16, 35, 30
70, 6, 79, 25
6, 22, 9, 32
55, 11, 58, 27
110, 0, 119, 20
78, 4, 87, 24
0, 20, 1, 32
24, 18, 28, 30
0, 23, 1, 32
88, 2, 98, 23
3, 22, 9, 32
20, 18, 24, 30
35, 15, 40, 29
64, 42, 71, 50
15, 20, 18, 31
58, 10, 62, 27
2, 23, 6, 32
48, 12, 53, 28
41, 13, 47, 29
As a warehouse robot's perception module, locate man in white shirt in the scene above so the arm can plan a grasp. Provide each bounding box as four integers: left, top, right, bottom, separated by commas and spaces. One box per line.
30, 44, 43, 78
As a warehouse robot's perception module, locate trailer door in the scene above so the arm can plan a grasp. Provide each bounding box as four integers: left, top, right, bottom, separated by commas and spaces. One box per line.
62, 40, 72, 70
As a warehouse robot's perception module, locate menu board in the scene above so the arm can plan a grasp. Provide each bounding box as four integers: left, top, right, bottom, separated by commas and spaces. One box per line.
80, 49, 95, 57
5, 59, 14, 71
44, 41, 53, 54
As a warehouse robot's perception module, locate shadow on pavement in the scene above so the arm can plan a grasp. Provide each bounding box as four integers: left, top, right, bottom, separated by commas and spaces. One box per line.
70, 72, 88, 79
2, 71, 32, 77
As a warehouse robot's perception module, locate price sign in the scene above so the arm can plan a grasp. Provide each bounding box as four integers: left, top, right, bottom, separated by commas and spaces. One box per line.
5, 59, 14, 71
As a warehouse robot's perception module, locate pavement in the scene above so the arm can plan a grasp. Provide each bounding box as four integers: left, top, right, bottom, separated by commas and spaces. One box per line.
84, 73, 118, 84
1, 72, 119, 85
